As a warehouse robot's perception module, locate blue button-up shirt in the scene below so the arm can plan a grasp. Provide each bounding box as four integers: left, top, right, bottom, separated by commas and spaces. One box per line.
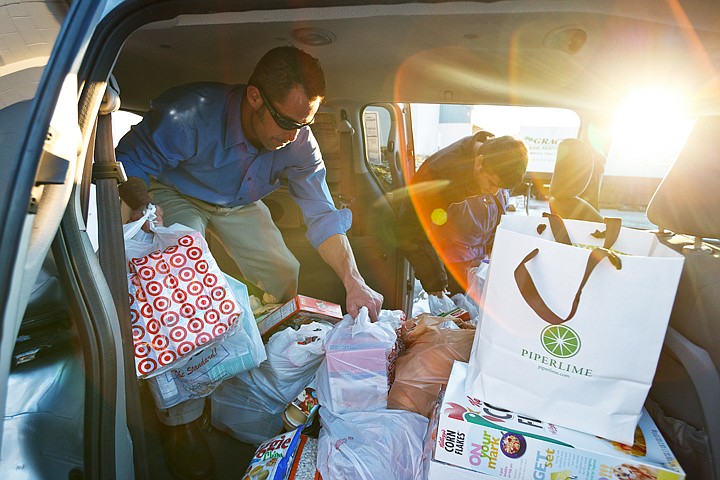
116, 82, 351, 249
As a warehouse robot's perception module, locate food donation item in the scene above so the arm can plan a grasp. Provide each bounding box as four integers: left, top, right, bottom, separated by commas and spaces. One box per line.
242, 427, 304, 480
256, 295, 342, 341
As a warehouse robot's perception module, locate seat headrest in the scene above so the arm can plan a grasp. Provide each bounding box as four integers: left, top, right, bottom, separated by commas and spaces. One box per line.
646, 116, 720, 239
550, 138, 594, 199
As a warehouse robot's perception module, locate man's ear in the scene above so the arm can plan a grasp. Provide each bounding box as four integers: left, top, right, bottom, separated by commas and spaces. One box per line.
246, 85, 262, 108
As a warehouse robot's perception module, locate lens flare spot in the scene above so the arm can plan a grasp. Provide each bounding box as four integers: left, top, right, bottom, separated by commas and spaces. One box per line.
431, 208, 448, 226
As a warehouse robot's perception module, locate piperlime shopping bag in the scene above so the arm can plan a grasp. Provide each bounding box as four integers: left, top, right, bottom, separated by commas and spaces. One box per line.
465, 214, 684, 444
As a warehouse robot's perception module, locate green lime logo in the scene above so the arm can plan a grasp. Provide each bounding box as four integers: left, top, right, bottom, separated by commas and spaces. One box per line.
541, 325, 581, 358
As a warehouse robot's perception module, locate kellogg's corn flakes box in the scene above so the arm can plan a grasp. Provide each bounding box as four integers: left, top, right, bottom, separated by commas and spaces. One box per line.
426, 361, 685, 480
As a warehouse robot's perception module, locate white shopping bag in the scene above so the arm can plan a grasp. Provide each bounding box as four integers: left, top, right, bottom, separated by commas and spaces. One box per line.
465, 214, 684, 444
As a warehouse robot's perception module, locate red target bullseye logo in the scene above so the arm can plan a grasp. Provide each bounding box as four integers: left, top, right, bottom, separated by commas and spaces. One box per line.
228, 313, 239, 326
128, 293, 137, 307
163, 274, 179, 289
169, 253, 187, 268
177, 341, 195, 356
178, 235, 194, 247
146, 281, 163, 296
146, 319, 161, 335
170, 326, 188, 342
160, 311, 180, 328
131, 257, 148, 267
158, 350, 177, 366
172, 289, 187, 304
148, 250, 163, 260
153, 296, 170, 312
202, 273, 217, 288
204, 309, 220, 324
211, 286, 226, 301
156, 259, 170, 275
196, 295, 212, 310
219, 299, 236, 315
134, 342, 151, 358
137, 358, 158, 376
132, 325, 145, 340
130, 308, 140, 324
212, 323, 227, 337
152, 335, 170, 351
138, 266, 156, 281
187, 246, 202, 261
187, 281, 203, 296
180, 303, 196, 318
130, 274, 141, 286
140, 303, 154, 319
164, 245, 178, 254
178, 267, 195, 282
188, 318, 204, 334
196, 260, 209, 274
195, 332, 212, 345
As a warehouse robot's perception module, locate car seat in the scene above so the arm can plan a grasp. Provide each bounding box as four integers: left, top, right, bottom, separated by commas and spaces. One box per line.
645, 115, 720, 480
548, 138, 606, 222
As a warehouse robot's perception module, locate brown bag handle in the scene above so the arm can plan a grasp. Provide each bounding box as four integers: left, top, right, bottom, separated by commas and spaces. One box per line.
514, 246, 622, 325
540, 213, 622, 250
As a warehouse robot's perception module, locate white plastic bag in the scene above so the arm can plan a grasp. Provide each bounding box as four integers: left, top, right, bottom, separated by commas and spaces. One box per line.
428, 292, 456, 316
211, 322, 331, 444
317, 408, 428, 480
315, 307, 397, 414
125, 204, 243, 377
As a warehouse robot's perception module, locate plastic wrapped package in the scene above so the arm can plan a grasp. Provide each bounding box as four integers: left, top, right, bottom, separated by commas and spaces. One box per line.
387, 315, 475, 418
315, 307, 397, 414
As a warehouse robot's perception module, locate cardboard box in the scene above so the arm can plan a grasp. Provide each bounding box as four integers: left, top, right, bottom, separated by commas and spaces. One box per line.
426, 361, 685, 480
256, 295, 342, 340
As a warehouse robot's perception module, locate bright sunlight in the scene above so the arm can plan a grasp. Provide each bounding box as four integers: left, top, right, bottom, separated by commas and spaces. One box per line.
605, 87, 695, 178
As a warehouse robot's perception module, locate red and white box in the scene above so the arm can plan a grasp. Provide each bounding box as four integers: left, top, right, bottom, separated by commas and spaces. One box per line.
128, 231, 241, 378
256, 295, 342, 341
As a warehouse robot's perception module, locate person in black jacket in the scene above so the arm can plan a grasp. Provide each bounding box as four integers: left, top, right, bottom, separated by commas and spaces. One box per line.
396, 131, 528, 296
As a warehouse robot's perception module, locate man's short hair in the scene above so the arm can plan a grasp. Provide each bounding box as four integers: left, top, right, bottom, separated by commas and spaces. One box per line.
478, 136, 529, 189
248, 46, 326, 103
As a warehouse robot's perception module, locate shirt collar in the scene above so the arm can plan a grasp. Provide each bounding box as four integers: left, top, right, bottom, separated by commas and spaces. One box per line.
224, 85, 257, 153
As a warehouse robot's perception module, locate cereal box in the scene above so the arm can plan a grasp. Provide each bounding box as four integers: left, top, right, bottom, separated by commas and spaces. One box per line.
242, 427, 304, 480
427, 361, 685, 480
256, 295, 342, 341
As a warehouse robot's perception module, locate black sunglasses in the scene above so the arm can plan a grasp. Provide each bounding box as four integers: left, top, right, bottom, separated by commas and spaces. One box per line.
257, 87, 314, 131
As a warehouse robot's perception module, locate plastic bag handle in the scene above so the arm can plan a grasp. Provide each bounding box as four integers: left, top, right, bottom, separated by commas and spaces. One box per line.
541, 213, 622, 249
123, 203, 157, 240
514, 246, 622, 325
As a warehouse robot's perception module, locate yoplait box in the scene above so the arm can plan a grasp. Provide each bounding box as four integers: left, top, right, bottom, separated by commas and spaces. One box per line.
256, 295, 342, 341
428, 361, 685, 480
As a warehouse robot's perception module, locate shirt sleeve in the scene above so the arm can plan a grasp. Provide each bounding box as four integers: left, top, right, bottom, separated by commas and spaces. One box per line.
115, 95, 199, 186
284, 129, 352, 249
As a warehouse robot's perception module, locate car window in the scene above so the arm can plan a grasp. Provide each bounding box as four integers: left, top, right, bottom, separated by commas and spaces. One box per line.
362, 105, 394, 191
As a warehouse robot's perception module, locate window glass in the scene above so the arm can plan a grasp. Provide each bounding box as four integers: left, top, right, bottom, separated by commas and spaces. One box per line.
362, 105, 393, 191
411, 104, 580, 173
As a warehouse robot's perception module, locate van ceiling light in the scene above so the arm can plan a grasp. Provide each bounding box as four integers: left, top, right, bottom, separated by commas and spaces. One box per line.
543, 26, 588, 54
292, 28, 336, 46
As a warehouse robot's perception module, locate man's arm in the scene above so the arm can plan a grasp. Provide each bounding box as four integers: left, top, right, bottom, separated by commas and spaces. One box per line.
317, 233, 383, 321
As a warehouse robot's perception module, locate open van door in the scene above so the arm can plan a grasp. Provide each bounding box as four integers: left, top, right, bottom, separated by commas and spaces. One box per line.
0, 1, 139, 478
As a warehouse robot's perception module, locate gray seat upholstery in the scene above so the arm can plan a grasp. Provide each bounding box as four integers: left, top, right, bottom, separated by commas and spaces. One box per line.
646, 116, 720, 480
549, 138, 606, 222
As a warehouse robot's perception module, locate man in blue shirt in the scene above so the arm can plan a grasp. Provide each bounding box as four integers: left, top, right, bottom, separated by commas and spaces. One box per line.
117, 46, 382, 480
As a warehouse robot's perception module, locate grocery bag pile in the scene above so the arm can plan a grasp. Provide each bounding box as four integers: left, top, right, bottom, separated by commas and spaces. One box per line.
124, 208, 688, 479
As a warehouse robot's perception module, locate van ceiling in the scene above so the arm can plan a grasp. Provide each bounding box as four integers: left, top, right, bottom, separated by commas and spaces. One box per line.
111, 1, 720, 115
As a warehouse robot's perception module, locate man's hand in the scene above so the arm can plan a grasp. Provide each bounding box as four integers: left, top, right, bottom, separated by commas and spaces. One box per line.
128, 204, 164, 232
317, 234, 384, 321
345, 281, 384, 322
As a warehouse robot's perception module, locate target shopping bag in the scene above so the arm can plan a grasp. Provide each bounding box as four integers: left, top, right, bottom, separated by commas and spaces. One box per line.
125, 205, 242, 378
465, 214, 684, 444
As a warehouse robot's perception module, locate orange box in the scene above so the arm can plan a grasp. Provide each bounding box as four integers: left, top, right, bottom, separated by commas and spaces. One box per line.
256, 295, 343, 340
